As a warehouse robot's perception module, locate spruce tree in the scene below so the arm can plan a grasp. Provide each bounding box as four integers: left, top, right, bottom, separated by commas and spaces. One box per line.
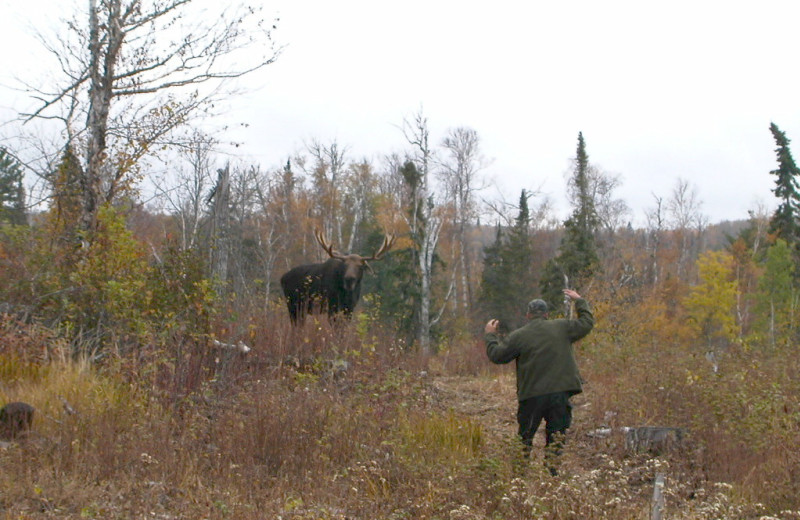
501, 190, 538, 323
478, 190, 538, 329
539, 258, 568, 316
478, 190, 536, 330
49, 147, 86, 244
0, 147, 26, 225
477, 224, 510, 330
767, 122, 800, 248
540, 132, 600, 312
363, 229, 419, 343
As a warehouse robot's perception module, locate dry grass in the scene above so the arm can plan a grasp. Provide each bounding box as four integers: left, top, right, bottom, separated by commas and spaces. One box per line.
1, 310, 800, 519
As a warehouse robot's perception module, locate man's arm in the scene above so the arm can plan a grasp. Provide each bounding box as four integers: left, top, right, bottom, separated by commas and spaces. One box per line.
563, 290, 594, 341
485, 319, 520, 364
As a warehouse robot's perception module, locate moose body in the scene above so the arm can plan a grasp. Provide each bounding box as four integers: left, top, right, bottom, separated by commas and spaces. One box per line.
281, 258, 362, 322
280, 230, 394, 323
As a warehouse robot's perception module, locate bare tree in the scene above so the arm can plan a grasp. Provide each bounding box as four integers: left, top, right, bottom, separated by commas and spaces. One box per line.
153, 130, 217, 250
23, 0, 281, 238
667, 178, 705, 231
586, 167, 631, 232
484, 187, 556, 231
208, 163, 231, 286
303, 139, 348, 245
252, 163, 294, 303
645, 194, 665, 285
439, 127, 487, 315
667, 178, 707, 279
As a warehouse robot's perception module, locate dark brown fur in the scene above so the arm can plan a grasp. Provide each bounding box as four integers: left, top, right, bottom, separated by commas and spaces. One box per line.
0, 401, 34, 440
280, 231, 394, 324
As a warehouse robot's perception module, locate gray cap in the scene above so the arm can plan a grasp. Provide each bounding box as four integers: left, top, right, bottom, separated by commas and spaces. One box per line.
527, 299, 549, 315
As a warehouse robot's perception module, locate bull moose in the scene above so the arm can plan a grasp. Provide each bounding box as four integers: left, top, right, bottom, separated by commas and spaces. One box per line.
280, 230, 395, 323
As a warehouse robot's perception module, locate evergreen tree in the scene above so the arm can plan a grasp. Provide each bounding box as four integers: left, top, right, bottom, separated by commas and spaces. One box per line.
540, 132, 600, 311
478, 190, 537, 330
49, 147, 86, 245
362, 223, 419, 344
539, 258, 568, 316
753, 239, 796, 348
767, 122, 800, 247
501, 190, 538, 326
478, 224, 511, 330
0, 147, 26, 225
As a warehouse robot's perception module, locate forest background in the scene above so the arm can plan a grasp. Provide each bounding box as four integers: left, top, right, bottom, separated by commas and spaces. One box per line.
1, 1, 800, 518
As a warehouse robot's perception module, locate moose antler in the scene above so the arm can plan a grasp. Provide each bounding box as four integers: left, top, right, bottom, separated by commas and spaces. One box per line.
315, 229, 395, 262
364, 233, 396, 261
314, 229, 345, 259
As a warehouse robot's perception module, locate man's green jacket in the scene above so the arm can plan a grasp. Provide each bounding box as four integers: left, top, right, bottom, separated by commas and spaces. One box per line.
485, 298, 594, 401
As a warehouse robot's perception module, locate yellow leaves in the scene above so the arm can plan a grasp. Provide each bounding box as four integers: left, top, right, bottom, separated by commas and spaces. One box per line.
685, 369, 702, 386
683, 250, 739, 345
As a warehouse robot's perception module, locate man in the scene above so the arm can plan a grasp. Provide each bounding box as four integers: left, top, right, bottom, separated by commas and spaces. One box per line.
484, 289, 594, 476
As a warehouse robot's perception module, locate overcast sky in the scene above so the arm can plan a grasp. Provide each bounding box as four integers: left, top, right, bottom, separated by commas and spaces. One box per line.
3, 0, 800, 225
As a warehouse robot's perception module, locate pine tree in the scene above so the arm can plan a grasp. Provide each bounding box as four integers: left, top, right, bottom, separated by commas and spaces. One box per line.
0, 147, 26, 225
540, 132, 600, 311
767, 123, 800, 247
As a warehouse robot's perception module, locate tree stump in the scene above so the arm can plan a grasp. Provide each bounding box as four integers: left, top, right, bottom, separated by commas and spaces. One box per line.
624, 426, 687, 455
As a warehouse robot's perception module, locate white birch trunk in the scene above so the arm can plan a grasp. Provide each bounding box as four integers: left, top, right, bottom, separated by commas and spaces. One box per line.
417, 205, 443, 354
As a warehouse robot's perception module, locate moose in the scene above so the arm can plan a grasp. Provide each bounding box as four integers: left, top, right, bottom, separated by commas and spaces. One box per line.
280, 230, 395, 323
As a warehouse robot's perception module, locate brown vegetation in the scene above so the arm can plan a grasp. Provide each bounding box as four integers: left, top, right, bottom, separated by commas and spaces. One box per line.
1, 293, 799, 519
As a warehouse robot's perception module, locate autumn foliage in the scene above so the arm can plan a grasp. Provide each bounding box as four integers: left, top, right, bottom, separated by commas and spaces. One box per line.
2, 122, 800, 517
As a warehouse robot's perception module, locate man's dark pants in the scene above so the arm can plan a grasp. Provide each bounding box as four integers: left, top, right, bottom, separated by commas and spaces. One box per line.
517, 391, 573, 475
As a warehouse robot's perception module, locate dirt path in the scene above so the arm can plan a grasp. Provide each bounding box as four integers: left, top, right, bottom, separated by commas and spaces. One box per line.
431, 374, 597, 455
428, 376, 734, 519
431, 374, 518, 448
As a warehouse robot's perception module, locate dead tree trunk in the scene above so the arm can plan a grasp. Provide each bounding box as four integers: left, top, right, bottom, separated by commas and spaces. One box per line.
210, 164, 231, 288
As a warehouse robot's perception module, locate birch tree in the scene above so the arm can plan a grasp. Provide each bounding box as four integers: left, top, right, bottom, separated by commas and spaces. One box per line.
24, 0, 280, 239
402, 111, 445, 354
252, 161, 295, 303
439, 127, 485, 315
645, 194, 665, 286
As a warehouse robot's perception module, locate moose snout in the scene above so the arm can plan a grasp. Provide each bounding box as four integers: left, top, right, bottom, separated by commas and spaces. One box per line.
344, 277, 358, 291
